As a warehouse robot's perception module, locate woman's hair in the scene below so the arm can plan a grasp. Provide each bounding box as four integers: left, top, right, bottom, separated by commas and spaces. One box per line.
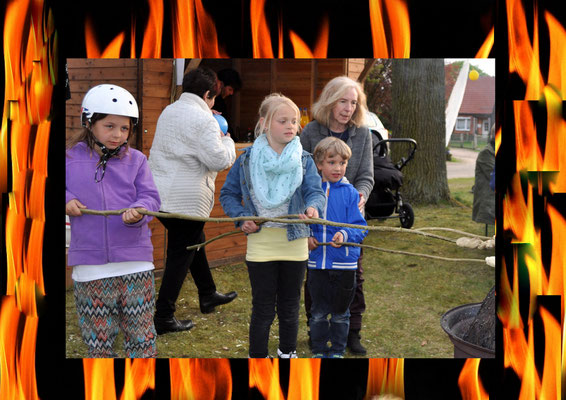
66, 113, 133, 152
254, 93, 301, 138
311, 76, 368, 128
312, 136, 352, 165
182, 66, 219, 99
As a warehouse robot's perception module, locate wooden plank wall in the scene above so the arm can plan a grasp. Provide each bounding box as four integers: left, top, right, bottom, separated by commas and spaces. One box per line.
138, 60, 174, 272
237, 59, 347, 133
346, 58, 366, 81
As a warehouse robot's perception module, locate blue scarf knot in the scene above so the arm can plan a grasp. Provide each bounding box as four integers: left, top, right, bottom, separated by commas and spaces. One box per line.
250, 134, 303, 209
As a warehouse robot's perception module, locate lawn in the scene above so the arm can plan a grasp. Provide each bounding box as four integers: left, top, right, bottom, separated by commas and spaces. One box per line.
65, 177, 495, 359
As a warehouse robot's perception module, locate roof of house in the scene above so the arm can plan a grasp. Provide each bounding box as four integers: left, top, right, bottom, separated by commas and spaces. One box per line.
444, 63, 495, 116
458, 75, 495, 116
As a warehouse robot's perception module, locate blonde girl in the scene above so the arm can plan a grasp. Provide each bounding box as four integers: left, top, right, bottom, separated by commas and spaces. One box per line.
220, 93, 325, 358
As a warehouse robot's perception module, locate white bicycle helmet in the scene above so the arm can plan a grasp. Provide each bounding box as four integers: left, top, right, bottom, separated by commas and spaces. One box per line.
81, 84, 139, 127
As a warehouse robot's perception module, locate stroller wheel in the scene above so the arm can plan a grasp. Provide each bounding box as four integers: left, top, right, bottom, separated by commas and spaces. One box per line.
399, 203, 414, 229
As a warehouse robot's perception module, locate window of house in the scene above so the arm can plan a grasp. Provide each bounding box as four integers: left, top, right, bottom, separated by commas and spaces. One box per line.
456, 117, 471, 131
484, 120, 490, 134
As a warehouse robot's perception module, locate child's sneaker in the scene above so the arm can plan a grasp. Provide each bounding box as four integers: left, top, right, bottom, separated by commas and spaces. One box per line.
312, 353, 325, 358
277, 349, 298, 358
329, 353, 345, 358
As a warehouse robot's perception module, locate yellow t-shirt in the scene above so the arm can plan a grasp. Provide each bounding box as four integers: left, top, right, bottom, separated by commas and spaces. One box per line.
246, 227, 308, 262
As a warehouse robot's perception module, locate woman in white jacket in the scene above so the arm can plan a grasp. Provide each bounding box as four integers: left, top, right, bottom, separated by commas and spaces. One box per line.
149, 66, 237, 335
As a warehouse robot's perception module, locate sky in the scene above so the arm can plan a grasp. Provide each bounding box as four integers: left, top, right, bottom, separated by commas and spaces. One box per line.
444, 58, 495, 76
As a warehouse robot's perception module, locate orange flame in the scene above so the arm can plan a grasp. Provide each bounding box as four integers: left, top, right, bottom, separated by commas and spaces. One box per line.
545, 11, 566, 99
458, 359, 488, 400
83, 359, 117, 400
249, 359, 284, 400
120, 359, 156, 400
250, 0, 274, 58
1, 0, 54, 399
476, 26, 494, 58
85, 0, 228, 58
369, 0, 410, 57
289, 17, 329, 58
1, 296, 26, 399
170, 359, 232, 400
546, 205, 566, 315
287, 359, 321, 400
85, 17, 125, 58
538, 306, 561, 398
140, 0, 163, 58
506, 0, 544, 99
502, 1, 566, 398
365, 359, 404, 399
171, 0, 197, 56
194, 0, 227, 57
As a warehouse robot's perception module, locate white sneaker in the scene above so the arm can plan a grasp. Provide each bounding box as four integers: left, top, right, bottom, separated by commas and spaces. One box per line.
277, 349, 298, 358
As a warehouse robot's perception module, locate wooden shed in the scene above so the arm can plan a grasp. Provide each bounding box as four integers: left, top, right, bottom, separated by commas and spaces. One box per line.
65, 58, 373, 285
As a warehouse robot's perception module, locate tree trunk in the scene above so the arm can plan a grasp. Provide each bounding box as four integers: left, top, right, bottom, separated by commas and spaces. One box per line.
391, 59, 451, 204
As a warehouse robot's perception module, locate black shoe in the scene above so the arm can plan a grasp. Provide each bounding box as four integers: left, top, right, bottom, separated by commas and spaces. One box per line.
154, 316, 194, 335
199, 291, 238, 314
347, 330, 367, 356
307, 330, 313, 350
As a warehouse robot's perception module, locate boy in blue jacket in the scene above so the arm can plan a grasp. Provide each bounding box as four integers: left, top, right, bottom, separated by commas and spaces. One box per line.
308, 136, 368, 358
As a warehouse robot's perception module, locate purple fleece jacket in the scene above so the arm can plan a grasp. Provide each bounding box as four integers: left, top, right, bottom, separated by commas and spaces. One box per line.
66, 142, 161, 266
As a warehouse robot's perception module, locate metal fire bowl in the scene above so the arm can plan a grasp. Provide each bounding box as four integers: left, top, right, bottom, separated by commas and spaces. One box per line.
440, 303, 495, 358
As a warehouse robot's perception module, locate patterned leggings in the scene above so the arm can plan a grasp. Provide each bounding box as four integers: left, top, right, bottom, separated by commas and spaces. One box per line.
73, 270, 157, 358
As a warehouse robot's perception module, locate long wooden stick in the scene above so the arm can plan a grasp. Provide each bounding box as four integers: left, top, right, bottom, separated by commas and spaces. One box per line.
78, 208, 489, 263
79, 208, 458, 243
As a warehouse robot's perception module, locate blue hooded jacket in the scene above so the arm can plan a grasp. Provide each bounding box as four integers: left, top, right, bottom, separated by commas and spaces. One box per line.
308, 178, 368, 270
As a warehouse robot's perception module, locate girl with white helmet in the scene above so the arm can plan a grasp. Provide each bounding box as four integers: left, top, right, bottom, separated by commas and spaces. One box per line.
66, 84, 161, 358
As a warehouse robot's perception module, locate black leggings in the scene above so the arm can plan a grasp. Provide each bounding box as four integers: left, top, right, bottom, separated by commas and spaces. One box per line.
246, 260, 307, 358
155, 217, 216, 318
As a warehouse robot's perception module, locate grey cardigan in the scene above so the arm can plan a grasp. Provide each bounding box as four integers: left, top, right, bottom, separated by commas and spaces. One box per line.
300, 120, 374, 200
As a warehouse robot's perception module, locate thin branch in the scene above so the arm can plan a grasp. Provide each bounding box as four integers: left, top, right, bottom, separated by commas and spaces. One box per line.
316, 242, 487, 263
79, 208, 457, 243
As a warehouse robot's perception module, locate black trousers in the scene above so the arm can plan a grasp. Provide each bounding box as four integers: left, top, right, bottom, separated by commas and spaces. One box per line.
155, 217, 216, 318
305, 248, 366, 332
246, 260, 307, 358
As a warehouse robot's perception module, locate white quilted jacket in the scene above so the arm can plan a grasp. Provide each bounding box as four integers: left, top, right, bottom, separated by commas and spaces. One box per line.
148, 92, 236, 217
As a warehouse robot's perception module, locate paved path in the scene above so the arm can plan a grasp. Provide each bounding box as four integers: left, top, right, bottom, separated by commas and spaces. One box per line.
446, 147, 479, 179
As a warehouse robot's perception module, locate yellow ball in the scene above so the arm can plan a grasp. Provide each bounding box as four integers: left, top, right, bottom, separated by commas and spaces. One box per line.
469, 70, 479, 80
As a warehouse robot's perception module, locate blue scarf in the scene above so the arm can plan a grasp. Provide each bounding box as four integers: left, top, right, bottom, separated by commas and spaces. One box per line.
250, 134, 303, 209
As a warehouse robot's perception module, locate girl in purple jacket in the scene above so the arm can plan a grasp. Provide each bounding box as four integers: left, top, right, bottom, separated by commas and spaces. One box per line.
66, 84, 161, 358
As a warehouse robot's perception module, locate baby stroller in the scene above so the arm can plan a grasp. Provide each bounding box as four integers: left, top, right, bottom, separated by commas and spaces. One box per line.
365, 130, 417, 228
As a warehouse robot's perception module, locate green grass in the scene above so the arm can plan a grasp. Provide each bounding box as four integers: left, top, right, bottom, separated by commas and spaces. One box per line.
65, 178, 494, 359
449, 177, 474, 208
448, 140, 488, 151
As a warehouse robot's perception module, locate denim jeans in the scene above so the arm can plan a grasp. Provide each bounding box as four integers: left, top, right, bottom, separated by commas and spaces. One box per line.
307, 269, 356, 357
304, 248, 365, 332
246, 260, 307, 358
